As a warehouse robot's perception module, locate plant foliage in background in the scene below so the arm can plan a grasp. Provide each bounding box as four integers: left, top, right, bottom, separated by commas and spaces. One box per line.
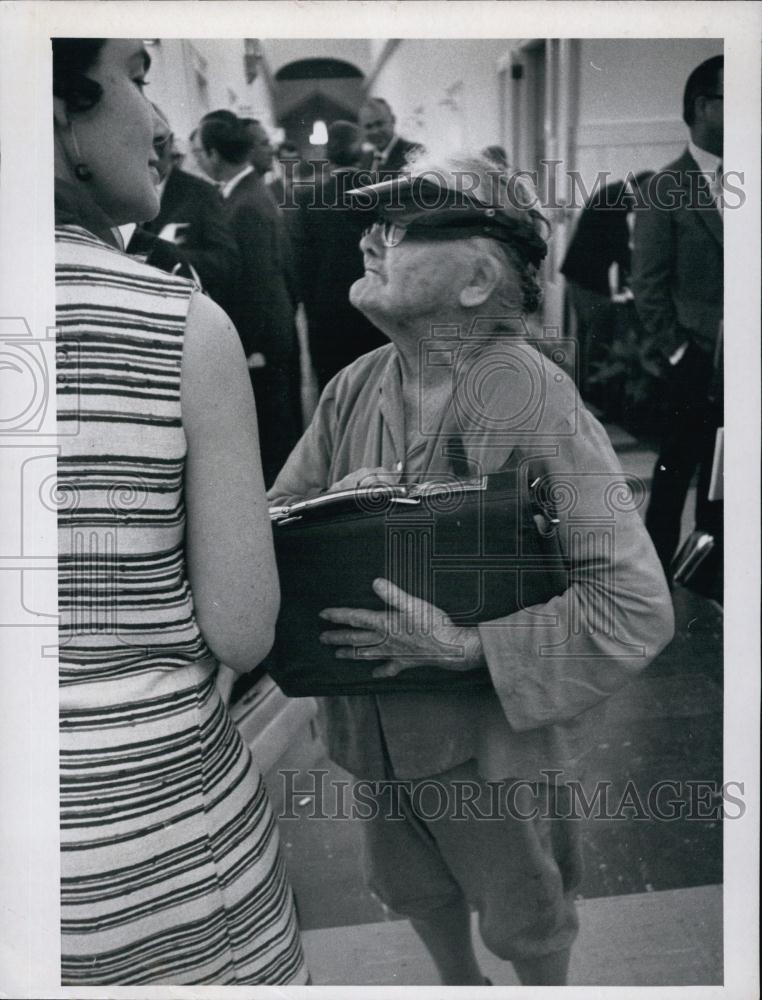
586, 302, 667, 440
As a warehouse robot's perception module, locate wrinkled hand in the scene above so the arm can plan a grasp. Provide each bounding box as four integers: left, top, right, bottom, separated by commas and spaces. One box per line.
319, 578, 484, 679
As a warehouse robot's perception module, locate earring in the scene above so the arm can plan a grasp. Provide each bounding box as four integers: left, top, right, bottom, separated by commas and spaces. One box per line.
70, 125, 93, 182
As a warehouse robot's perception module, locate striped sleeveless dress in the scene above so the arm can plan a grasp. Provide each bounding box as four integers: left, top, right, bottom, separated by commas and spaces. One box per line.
56, 225, 308, 986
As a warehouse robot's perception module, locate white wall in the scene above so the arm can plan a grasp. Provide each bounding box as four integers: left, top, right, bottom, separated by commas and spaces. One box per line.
370, 39, 510, 155
145, 38, 275, 147
573, 37, 723, 187
370, 36, 723, 337
369, 37, 723, 186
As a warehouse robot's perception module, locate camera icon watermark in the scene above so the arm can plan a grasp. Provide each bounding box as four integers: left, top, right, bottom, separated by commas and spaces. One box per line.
0, 318, 54, 435
0, 318, 81, 437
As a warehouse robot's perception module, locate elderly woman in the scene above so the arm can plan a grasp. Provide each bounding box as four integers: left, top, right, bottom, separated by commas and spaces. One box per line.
269, 153, 674, 985
54, 39, 307, 985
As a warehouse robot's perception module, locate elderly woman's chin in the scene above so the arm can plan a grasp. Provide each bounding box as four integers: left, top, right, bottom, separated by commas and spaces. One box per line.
349, 275, 374, 312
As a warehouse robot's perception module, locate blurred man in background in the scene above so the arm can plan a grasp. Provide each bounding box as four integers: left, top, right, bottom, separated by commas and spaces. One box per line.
298, 120, 388, 389
127, 104, 240, 310
193, 111, 302, 486
359, 97, 423, 177
631, 55, 723, 597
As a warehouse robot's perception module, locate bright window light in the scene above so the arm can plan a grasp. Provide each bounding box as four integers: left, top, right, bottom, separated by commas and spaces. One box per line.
309, 120, 328, 145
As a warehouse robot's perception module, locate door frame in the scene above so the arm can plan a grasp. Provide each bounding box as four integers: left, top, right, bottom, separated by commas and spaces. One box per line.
497, 40, 576, 337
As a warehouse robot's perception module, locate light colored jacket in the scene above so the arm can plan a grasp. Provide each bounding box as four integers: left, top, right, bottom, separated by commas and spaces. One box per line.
270, 340, 675, 781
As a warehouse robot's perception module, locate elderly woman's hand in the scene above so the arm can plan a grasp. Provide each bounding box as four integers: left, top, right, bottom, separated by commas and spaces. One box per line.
319, 578, 485, 679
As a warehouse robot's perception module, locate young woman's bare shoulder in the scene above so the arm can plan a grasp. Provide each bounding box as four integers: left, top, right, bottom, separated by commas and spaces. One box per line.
181, 292, 252, 429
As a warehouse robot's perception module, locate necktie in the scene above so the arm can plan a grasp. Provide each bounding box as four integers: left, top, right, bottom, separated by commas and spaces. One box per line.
371, 150, 384, 174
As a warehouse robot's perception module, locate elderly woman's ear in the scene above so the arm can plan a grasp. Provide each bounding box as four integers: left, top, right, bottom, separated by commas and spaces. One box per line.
458, 250, 503, 308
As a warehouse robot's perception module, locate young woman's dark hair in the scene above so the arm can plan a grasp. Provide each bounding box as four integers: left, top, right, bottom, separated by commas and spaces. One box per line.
52, 39, 107, 113
199, 112, 254, 164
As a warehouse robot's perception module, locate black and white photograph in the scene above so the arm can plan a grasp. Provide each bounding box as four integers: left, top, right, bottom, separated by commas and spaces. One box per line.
0, 2, 759, 996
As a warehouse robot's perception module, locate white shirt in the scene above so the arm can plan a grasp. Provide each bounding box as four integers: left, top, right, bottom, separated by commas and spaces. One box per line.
118, 223, 136, 247
220, 164, 254, 200
688, 140, 722, 213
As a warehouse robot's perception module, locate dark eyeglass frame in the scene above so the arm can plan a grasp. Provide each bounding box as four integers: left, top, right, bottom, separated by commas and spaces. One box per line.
154, 131, 174, 154
362, 221, 408, 247
361, 217, 516, 249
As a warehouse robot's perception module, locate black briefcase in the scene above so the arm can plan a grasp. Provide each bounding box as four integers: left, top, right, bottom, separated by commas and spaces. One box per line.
268, 471, 569, 696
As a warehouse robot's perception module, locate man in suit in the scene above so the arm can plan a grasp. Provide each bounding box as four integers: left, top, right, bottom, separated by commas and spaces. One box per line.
359, 97, 423, 177
631, 55, 723, 594
127, 106, 240, 310
193, 111, 302, 486
268, 140, 303, 259
298, 120, 388, 389
268, 140, 301, 208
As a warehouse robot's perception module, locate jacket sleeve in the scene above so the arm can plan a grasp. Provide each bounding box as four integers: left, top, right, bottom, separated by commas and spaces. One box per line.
229, 200, 279, 356
129, 192, 240, 311
180, 188, 241, 309
630, 190, 689, 358
478, 408, 675, 732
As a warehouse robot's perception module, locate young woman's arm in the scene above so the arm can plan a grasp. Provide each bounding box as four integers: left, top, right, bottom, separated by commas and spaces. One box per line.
181, 291, 279, 673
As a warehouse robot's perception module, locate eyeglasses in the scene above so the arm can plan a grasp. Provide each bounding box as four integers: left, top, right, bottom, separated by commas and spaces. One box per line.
154, 131, 174, 154
362, 221, 408, 247
361, 217, 507, 249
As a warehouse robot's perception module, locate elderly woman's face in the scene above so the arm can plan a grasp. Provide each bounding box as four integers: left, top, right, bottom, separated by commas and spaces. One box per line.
350, 226, 467, 325
62, 39, 163, 225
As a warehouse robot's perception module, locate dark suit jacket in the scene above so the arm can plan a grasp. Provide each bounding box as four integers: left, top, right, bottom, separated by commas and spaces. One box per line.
561, 181, 633, 296
128, 167, 240, 310
631, 149, 723, 359
223, 170, 297, 361
359, 135, 423, 178
297, 168, 388, 380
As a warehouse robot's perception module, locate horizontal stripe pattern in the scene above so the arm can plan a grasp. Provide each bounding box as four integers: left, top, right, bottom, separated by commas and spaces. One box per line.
56, 226, 306, 985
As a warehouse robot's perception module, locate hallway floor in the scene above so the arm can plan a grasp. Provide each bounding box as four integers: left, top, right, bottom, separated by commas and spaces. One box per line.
262, 421, 724, 987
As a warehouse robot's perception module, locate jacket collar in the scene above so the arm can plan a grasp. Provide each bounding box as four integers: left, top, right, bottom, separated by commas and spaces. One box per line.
220, 164, 255, 199
673, 147, 723, 248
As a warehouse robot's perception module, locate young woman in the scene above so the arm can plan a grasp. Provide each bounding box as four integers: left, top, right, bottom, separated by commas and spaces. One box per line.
54, 38, 307, 985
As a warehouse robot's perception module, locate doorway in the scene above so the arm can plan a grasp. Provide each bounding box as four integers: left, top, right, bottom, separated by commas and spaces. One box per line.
499, 40, 576, 341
